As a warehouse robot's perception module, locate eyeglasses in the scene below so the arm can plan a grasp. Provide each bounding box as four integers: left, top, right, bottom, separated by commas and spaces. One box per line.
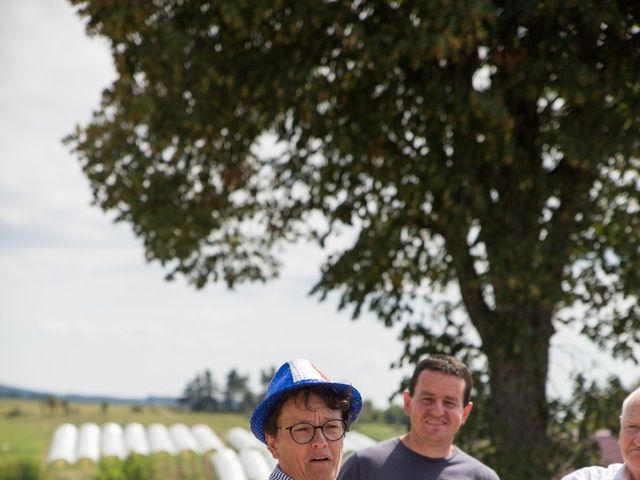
279, 419, 346, 444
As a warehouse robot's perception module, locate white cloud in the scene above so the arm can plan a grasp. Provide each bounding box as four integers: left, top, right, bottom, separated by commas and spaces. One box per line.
37, 317, 168, 336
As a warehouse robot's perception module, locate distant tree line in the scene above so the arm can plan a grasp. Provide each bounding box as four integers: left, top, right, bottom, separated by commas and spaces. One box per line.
178, 367, 276, 413
42, 395, 74, 415
357, 400, 408, 427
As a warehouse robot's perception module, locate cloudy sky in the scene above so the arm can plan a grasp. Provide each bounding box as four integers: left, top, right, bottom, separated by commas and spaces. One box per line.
0, 1, 636, 408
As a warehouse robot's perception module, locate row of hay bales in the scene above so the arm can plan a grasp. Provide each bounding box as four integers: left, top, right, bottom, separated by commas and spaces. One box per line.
48, 423, 377, 480
48, 423, 225, 463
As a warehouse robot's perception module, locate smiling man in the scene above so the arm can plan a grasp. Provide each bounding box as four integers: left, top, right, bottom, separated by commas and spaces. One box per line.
562, 387, 640, 480
338, 354, 499, 480
250, 358, 362, 480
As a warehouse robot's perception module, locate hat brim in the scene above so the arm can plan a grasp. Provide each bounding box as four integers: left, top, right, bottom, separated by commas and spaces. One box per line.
250, 379, 362, 444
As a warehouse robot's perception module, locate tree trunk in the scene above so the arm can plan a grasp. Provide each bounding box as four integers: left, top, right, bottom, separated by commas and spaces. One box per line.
483, 311, 554, 479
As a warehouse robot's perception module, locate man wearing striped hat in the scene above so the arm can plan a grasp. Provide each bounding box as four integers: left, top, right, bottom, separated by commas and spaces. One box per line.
250, 358, 362, 480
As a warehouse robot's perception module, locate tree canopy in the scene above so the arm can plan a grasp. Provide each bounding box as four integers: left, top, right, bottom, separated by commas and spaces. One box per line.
67, 1, 640, 477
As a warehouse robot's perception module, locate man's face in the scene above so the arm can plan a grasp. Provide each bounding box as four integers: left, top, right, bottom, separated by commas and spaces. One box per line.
266, 392, 344, 480
403, 369, 473, 457
620, 396, 640, 480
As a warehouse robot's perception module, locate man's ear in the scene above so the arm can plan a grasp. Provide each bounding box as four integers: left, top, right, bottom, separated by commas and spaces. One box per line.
266, 433, 279, 459
403, 390, 412, 416
461, 401, 474, 425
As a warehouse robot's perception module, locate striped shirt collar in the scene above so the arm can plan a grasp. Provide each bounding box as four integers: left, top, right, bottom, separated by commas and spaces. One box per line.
269, 465, 294, 480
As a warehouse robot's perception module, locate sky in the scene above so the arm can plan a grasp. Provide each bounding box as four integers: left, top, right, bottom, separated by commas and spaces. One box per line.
0, 0, 637, 409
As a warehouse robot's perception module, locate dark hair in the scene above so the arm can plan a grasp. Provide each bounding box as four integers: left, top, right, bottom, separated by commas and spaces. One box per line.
263, 385, 353, 438
408, 354, 473, 406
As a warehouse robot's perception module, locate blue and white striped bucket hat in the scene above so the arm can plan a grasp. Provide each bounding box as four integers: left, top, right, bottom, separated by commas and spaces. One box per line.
250, 358, 362, 444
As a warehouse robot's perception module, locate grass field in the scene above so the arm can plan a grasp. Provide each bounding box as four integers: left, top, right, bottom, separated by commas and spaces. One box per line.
0, 397, 404, 479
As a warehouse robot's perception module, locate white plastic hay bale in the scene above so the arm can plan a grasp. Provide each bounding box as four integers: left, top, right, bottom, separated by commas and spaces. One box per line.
346, 431, 377, 450
342, 435, 359, 456
47, 423, 78, 464
124, 422, 150, 456
147, 423, 176, 455
191, 424, 225, 453
226, 427, 262, 452
169, 423, 198, 453
101, 422, 126, 459
212, 448, 248, 480
238, 449, 271, 480
260, 449, 277, 470
76, 423, 100, 463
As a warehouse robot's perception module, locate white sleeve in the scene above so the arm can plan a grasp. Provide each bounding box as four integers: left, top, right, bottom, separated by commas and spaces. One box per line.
561, 464, 622, 480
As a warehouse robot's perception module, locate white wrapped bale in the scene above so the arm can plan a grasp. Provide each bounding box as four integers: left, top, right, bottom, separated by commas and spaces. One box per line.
147, 423, 176, 455
212, 448, 248, 480
346, 431, 377, 450
124, 422, 150, 456
257, 442, 276, 468
238, 449, 271, 480
47, 423, 78, 464
101, 422, 126, 459
260, 449, 277, 470
343, 435, 360, 456
169, 423, 198, 453
226, 427, 262, 452
191, 424, 225, 453
76, 423, 100, 462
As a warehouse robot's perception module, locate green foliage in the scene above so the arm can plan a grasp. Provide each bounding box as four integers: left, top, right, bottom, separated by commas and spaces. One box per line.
563, 375, 631, 438
66, 1, 640, 478
96, 456, 157, 480
0, 458, 42, 480
357, 400, 408, 429
546, 375, 635, 476
380, 405, 408, 427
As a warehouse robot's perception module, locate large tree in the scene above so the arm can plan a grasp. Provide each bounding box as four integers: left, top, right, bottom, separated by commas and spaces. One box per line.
67, 1, 640, 477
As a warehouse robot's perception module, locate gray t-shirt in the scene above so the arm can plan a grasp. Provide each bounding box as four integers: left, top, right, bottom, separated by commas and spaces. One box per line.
338, 437, 500, 480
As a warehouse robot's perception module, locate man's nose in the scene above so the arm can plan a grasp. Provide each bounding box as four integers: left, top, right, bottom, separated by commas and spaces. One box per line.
430, 401, 445, 415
